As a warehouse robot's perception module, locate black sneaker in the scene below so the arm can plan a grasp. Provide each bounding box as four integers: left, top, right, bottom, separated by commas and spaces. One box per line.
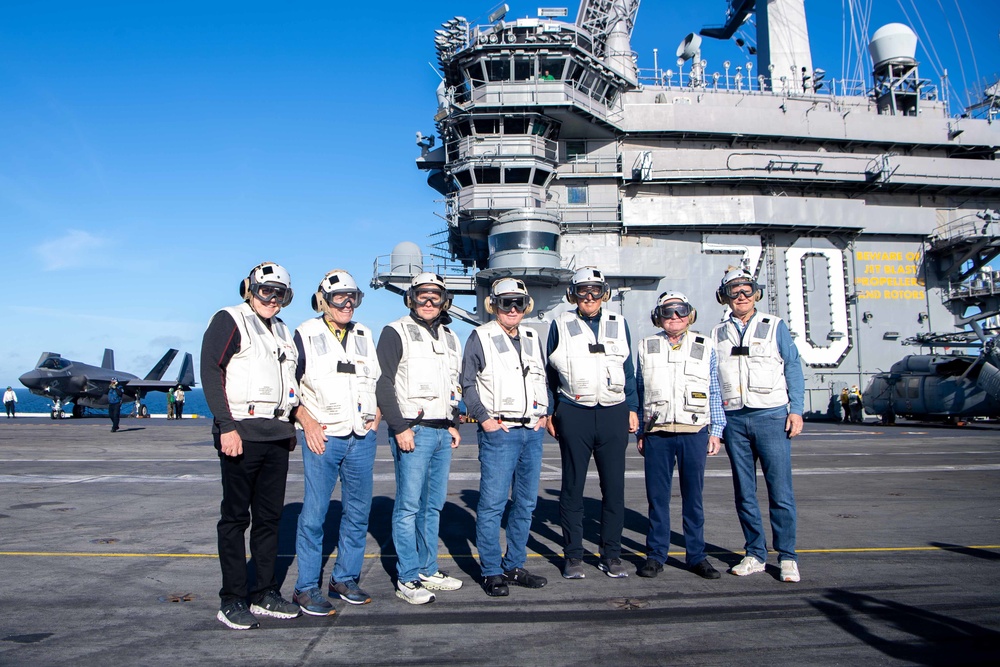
481, 574, 509, 597
690, 559, 721, 580
562, 558, 586, 579
217, 600, 259, 630
250, 590, 300, 619
503, 567, 547, 589
598, 557, 629, 578
637, 558, 663, 578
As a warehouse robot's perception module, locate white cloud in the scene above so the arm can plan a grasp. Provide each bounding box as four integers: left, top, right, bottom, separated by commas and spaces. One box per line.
35, 229, 110, 271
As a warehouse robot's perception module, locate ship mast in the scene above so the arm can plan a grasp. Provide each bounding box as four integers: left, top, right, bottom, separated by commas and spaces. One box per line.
700, 0, 814, 93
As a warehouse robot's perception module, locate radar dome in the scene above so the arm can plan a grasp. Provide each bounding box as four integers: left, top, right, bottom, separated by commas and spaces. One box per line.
390, 241, 423, 275
869, 23, 917, 66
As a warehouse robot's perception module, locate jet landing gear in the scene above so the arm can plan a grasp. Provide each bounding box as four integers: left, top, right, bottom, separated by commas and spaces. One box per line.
50, 399, 65, 420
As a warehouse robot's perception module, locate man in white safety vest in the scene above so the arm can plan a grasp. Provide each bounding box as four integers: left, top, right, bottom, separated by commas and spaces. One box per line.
546, 267, 639, 580
291, 269, 380, 615
201, 261, 302, 629
461, 278, 550, 597
712, 268, 804, 583
636, 291, 725, 580
376, 272, 464, 604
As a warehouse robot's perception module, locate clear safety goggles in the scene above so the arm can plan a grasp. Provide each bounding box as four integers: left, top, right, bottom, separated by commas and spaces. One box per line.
572, 284, 606, 300
251, 283, 292, 306
323, 290, 363, 310
723, 281, 758, 299
492, 295, 529, 313
655, 303, 692, 320
413, 288, 447, 307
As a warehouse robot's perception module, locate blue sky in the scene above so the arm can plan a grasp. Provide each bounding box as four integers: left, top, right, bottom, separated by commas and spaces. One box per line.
2, 0, 997, 386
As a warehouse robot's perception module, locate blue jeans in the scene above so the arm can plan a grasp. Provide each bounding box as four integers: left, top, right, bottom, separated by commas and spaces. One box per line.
294, 429, 376, 591
643, 429, 709, 566
724, 407, 797, 563
476, 426, 544, 577
390, 425, 453, 583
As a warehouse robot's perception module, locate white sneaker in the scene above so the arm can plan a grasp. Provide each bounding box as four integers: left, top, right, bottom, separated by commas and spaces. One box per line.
730, 555, 766, 576
396, 580, 435, 605
419, 571, 464, 591
780, 560, 801, 583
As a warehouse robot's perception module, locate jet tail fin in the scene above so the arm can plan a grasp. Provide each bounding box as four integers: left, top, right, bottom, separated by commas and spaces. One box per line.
144, 349, 179, 380
102, 349, 115, 370
176, 353, 196, 388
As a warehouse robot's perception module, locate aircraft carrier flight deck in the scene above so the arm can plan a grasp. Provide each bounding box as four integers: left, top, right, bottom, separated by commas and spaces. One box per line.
0, 418, 997, 665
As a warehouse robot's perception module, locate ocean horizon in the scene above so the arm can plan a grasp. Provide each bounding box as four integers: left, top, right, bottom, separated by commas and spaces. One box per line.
3, 387, 211, 418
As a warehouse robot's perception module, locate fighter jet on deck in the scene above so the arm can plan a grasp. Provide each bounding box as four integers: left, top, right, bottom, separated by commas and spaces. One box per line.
19, 348, 195, 419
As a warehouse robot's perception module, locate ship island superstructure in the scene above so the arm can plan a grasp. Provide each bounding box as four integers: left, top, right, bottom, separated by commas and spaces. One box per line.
373, 0, 1000, 416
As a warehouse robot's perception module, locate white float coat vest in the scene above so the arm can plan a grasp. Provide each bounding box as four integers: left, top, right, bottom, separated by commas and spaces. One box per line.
220, 303, 299, 421
638, 330, 713, 427
712, 311, 789, 411
388, 316, 462, 421
548, 309, 629, 407
472, 321, 548, 426
296, 317, 380, 436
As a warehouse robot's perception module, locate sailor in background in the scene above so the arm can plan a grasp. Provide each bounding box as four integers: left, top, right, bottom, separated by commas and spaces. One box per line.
291, 270, 380, 615
546, 267, 639, 580
461, 278, 550, 597
636, 291, 724, 580
201, 261, 302, 629
376, 272, 464, 605
712, 268, 805, 583
107, 378, 124, 432
4, 385, 17, 418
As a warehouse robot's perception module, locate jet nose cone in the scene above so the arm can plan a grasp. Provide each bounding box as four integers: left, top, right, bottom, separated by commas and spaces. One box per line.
19, 371, 41, 389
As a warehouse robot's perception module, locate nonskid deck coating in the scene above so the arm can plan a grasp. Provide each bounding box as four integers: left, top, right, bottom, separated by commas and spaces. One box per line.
1, 418, 998, 665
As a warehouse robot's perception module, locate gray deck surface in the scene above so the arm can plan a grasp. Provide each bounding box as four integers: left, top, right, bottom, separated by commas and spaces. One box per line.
1, 417, 998, 665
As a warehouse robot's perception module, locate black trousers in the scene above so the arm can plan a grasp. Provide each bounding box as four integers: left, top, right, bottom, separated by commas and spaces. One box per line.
108, 403, 122, 430
175, 401, 184, 419
554, 401, 629, 560
217, 437, 291, 603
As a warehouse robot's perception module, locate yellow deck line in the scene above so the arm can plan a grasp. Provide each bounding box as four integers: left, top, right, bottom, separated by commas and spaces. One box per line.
1, 545, 997, 559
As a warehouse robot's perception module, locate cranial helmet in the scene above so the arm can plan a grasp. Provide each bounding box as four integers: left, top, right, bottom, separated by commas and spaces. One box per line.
716, 267, 762, 304
311, 269, 364, 312
485, 277, 534, 315
404, 272, 452, 310
565, 266, 611, 304
650, 290, 697, 326
240, 261, 293, 306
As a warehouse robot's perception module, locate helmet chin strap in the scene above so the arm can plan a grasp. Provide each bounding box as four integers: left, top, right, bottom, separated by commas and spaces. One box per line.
497, 318, 519, 337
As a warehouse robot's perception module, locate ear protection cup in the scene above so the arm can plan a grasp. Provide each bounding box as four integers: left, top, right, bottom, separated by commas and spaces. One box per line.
240, 277, 251, 301
311, 293, 320, 312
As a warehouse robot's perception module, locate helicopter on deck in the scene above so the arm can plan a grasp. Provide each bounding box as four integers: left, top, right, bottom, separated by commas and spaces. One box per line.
862, 333, 1000, 424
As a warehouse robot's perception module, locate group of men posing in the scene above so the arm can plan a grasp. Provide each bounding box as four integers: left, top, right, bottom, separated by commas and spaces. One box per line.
201, 261, 804, 630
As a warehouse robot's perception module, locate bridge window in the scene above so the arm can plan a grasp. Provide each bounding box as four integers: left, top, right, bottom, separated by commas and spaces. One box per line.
539, 58, 565, 79
504, 167, 532, 184
504, 117, 528, 134
532, 167, 551, 186
453, 170, 473, 188
489, 231, 559, 254
566, 140, 586, 160
473, 118, 500, 135
486, 58, 510, 82
465, 62, 485, 88
513, 57, 535, 81
474, 167, 502, 184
